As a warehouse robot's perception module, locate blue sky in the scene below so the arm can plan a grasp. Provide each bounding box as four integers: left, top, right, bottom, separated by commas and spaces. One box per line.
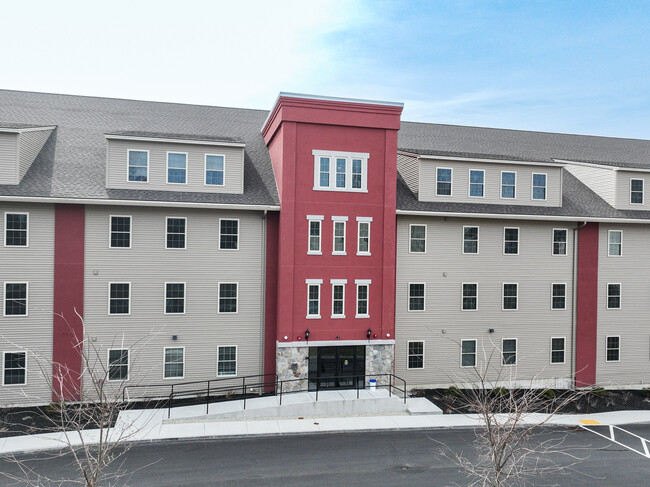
2, 0, 649, 138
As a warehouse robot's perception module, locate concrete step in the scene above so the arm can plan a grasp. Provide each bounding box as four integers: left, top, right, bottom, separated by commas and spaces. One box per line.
406, 397, 443, 415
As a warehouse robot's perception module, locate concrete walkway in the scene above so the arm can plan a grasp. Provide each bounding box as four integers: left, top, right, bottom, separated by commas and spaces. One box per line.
2, 390, 650, 456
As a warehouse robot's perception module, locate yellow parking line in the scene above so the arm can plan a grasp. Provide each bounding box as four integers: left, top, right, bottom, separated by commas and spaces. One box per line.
579, 419, 601, 425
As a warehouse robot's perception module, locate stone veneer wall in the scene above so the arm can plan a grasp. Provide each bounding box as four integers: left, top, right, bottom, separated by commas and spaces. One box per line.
276, 346, 309, 392
365, 344, 394, 386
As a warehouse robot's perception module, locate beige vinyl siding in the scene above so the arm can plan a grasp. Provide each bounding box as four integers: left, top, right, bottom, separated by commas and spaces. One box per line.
395, 216, 574, 389
83, 206, 264, 398
106, 139, 244, 194
0, 133, 18, 185
17, 129, 54, 182
596, 224, 650, 386
397, 152, 419, 197
565, 164, 616, 207
615, 171, 650, 210
418, 159, 562, 207
0, 203, 54, 405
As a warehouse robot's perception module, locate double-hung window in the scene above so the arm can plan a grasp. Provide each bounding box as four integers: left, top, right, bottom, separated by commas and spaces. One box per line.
108, 349, 129, 381
109, 283, 130, 315
217, 346, 237, 376
408, 283, 425, 311
307, 216, 323, 254
332, 216, 347, 255
410, 224, 426, 253
306, 279, 322, 318
110, 216, 131, 248
463, 226, 479, 254
461, 340, 476, 367
4, 213, 28, 247
219, 219, 239, 250
436, 168, 452, 196
357, 217, 371, 255
606, 336, 620, 362
551, 283, 566, 310
504, 227, 519, 255
552, 229, 567, 255
462, 283, 478, 311
218, 283, 238, 313
502, 339, 517, 366
205, 154, 225, 186
608, 230, 622, 256
128, 150, 148, 182
166, 217, 186, 249
312, 150, 368, 192
331, 279, 346, 318
3, 351, 26, 385
407, 341, 424, 369
631, 179, 644, 204
355, 280, 370, 318
4, 282, 27, 316
532, 173, 547, 200
165, 283, 185, 314
164, 347, 184, 379
501, 171, 516, 198
167, 152, 187, 184
551, 337, 565, 364
503, 283, 518, 310
469, 170, 484, 197
607, 283, 621, 309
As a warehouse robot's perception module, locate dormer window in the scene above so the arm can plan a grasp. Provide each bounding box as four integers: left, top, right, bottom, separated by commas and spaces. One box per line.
313, 150, 368, 192
205, 154, 225, 185
167, 152, 187, 184
436, 168, 452, 196
532, 173, 547, 200
128, 150, 148, 182
501, 171, 516, 199
631, 178, 644, 204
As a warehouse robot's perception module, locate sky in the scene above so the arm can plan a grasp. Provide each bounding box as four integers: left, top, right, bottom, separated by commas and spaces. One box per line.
1, 0, 649, 139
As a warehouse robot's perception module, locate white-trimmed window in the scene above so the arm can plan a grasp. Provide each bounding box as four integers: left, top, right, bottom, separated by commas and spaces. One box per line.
332, 216, 347, 255
462, 283, 478, 311
503, 283, 518, 310
165, 283, 185, 314
205, 154, 225, 186
461, 340, 476, 367
631, 178, 644, 204
407, 341, 424, 369
4, 282, 27, 316
127, 150, 148, 182
463, 226, 479, 254
331, 279, 346, 318
469, 169, 484, 197
551, 337, 565, 364
306, 279, 322, 318
504, 227, 519, 255
355, 280, 370, 318
532, 173, 547, 200
606, 336, 620, 362
108, 349, 129, 381
410, 224, 426, 253
167, 152, 187, 184
110, 216, 131, 248
218, 283, 238, 313
502, 339, 517, 366
408, 283, 425, 311
312, 150, 369, 192
357, 217, 371, 255
217, 345, 237, 376
552, 229, 567, 255
608, 230, 622, 256
607, 283, 621, 309
307, 215, 323, 254
4, 213, 28, 247
551, 283, 566, 310
501, 171, 516, 198
109, 283, 130, 315
219, 219, 239, 250
3, 351, 26, 385
436, 168, 452, 196
164, 347, 184, 379
166, 217, 186, 249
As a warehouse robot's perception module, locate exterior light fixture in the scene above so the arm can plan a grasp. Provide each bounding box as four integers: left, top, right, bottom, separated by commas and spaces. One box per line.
305, 329, 310, 341
367, 328, 372, 339
489, 328, 495, 333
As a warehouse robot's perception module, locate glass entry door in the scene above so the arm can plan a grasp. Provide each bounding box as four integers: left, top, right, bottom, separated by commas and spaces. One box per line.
309, 346, 365, 390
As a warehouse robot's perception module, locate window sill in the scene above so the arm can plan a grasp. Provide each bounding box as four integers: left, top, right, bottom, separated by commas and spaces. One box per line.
332, 252, 347, 256
307, 251, 322, 255
356, 252, 371, 257
330, 315, 346, 319
355, 314, 370, 319
306, 315, 321, 319
313, 187, 368, 193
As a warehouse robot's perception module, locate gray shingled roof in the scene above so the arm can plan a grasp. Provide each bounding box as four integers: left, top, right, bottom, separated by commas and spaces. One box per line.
0, 90, 279, 206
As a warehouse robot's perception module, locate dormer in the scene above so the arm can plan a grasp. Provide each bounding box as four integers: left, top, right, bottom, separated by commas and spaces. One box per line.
0, 123, 55, 185
104, 131, 246, 194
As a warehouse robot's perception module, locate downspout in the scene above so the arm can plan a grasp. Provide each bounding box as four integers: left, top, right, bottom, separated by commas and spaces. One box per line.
260, 210, 268, 378
571, 221, 588, 389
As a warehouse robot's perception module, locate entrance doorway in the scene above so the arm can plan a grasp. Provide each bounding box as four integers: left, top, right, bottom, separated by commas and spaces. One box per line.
308, 346, 365, 390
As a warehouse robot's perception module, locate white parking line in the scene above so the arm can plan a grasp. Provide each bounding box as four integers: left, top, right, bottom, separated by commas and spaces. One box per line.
579, 422, 650, 459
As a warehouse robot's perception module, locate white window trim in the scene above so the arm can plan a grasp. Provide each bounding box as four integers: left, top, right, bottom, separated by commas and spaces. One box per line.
332, 217, 347, 255
500, 170, 517, 199
3, 282, 29, 317
550, 337, 566, 365
2, 351, 27, 386
312, 150, 369, 193
218, 218, 240, 251
408, 282, 426, 312
409, 224, 427, 254
109, 215, 132, 249
205, 153, 226, 187
436, 167, 453, 196
551, 283, 567, 310
217, 282, 239, 314
608, 230, 623, 257
166, 151, 188, 185
163, 346, 185, 380
606, 283, 622, 310
460, 339, 477, 368
406, 340, 425, 370
502, 338, 518, 366
462, 225, 479, 255
307, 215, 324, 255
502, 283, 518, 311
126, 149, 149, 183
503, 227, 520, 255
531, 172, 547, 201
605, 336, 621, 363
306, 279, 323, 319
552, 228, 568, 256
164, 282, 186, 315
468, 169, 485, 198
165, 217, 187, 250
461, 283, 478, 311
217, 345, 238, 377
330, 279, 347, 319
630, 178, 644, 205
4, 212, 29, 248
108, 282, 131, 316
357, 220, 371, 256
355, 279, 371, 318
107, 348, 130, 382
